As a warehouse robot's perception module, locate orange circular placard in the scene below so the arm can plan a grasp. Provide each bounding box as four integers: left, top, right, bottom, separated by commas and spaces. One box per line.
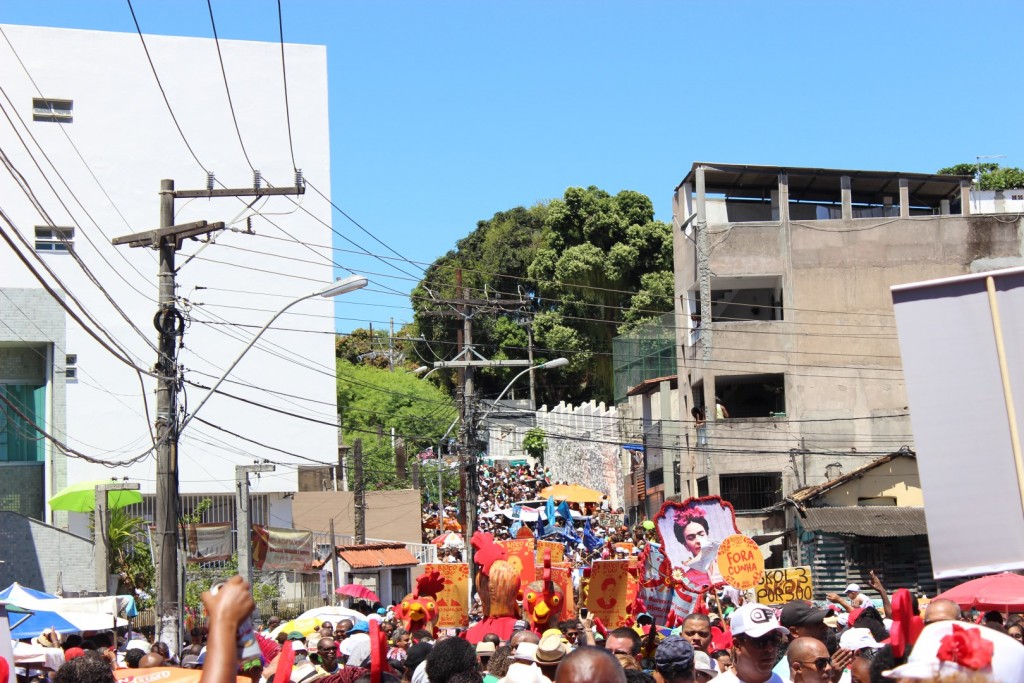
716, 534, 765, 589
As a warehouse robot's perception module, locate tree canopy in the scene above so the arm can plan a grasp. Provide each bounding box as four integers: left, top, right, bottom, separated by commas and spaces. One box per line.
411, 186, 674, 406
939, 162, 1024, 190
336, 358, 458, 490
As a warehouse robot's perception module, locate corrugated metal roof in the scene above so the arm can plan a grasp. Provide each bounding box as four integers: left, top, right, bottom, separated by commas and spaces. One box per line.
801, 507, 927, 538
337, 543, 419, 569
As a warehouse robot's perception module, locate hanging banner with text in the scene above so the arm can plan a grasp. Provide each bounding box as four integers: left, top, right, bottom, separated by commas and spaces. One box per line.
424, 562, 469, 628
755, 566, 813, 605
251, 526, 313, 571
586, 560, 631, 628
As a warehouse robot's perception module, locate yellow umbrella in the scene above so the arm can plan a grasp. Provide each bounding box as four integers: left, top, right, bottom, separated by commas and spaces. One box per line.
538, 483, 604, 504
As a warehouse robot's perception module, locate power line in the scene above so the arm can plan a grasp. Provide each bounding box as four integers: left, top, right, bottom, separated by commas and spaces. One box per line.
275, 0, 297, 171
206, 0, 256, 173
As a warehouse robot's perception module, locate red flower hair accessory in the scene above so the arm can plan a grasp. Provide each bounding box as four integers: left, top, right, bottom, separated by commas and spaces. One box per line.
936, 624, 994, 670
673, 505, 707, 526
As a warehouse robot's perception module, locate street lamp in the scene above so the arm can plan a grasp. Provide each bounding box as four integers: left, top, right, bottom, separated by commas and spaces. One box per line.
183, 274, 367, 428
477, 358, 569, 425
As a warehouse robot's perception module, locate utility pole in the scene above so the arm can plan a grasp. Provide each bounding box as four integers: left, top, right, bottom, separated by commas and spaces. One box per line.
418, 271, 536, 589
353, 438, 365, 544
236, 463, 275, 587
112, 177, 304, 652
328, 516, 339, 605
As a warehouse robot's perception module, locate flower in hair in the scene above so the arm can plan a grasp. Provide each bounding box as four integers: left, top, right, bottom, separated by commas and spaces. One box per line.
673, 505, 707, 526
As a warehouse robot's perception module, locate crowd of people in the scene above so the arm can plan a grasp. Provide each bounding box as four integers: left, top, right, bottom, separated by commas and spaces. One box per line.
18, 573, 1024, 683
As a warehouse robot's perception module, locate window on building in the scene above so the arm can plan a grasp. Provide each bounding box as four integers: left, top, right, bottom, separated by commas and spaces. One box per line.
719, 472, 782, 511
32, 98, 73, 123
697, 476, 709, 497
715, 373, 786, 418
693, 276, 784, 323
0, 384, 47, 463
65, 354, 78, 382
35, 226, 74, 253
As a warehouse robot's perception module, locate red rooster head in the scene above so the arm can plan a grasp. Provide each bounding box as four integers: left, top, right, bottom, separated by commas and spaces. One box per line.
396, 570, 445, 634
522, 550, 564, 631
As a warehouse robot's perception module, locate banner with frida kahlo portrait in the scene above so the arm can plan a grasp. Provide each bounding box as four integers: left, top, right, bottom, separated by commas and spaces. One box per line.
638, 496, 740, 624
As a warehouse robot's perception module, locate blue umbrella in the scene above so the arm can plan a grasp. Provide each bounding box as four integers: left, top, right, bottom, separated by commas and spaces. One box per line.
0, 582, 59, 603
8, 607, 79, 639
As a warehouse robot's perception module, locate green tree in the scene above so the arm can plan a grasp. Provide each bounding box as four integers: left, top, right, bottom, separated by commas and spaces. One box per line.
412, 186, 673, 405
336, 360, 459, 490
183, 554, 281, 611
105, 508, 155, 609
939, 162, 1024, 190
522, 428, 546, 463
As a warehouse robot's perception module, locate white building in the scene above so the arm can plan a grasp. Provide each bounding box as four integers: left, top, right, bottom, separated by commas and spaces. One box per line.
0, 24, 340, 529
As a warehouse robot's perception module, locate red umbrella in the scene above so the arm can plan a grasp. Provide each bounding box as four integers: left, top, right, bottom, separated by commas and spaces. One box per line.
933, 572, 1024, 611
335, 583, 380, 602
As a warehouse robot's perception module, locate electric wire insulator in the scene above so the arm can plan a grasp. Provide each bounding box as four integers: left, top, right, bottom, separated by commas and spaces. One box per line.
294, 168, 303, 187
253, 170, 262, 190
206, 171, 215, 192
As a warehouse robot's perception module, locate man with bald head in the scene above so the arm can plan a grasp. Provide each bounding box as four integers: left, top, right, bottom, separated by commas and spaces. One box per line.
138, 652, 165, 669
509, 629, 540, 649
786, 638, 833, 683
923, 598, 961, 625
555, 646, 626, 683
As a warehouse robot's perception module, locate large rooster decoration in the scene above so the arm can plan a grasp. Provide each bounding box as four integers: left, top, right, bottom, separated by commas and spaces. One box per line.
522, 549, 564, 632
395, 570, 446, 635
465, 531, 520, 643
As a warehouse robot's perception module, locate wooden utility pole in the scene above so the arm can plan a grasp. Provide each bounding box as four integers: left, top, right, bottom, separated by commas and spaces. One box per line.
112, 178, 304, 653
353, 438, 365, 544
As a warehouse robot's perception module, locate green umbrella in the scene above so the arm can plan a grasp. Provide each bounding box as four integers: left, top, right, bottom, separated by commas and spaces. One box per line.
642, 520, 655, 530
48, 480, 143, 512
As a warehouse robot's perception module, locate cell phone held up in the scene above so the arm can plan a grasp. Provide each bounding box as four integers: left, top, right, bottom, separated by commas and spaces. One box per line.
210, 582, 262, 667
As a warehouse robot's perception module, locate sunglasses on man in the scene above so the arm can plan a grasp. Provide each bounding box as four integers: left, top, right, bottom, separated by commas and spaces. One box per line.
794, 657, 832, 671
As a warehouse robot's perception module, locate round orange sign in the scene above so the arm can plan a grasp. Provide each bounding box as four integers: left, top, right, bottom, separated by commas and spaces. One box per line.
716, 534, 765, 589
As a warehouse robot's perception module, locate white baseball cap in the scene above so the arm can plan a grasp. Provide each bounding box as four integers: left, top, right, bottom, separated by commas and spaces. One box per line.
513, 642, 539, 663
882, 621, 1024, 682
839, 628, 885, 652
844, 583, 861, 594
729, 603, 789, 639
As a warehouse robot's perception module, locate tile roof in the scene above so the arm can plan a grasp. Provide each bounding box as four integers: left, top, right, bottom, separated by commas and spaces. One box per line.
791, 451, 916, 503
800, 506, 927, 538
337, 542, 419, 569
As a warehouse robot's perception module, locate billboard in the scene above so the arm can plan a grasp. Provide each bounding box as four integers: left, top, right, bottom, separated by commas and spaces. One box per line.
892, 267, 1024, 578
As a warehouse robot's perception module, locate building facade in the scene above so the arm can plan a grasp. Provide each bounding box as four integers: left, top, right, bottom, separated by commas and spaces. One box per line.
652, 162, 1024, 534
0, 24, 337, 527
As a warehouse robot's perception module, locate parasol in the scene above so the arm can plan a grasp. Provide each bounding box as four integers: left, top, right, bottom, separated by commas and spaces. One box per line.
48, 480, 142, 512
538, 483, 603, 504
335, 583, 380, 603
932, 572, 1024, 611
430, 532, 464, 548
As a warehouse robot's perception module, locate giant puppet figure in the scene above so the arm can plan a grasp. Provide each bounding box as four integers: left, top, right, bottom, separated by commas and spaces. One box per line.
522, 550, 565, 632
395, 571, 446, 635
637, 496, 740, 625
465, 531, 522, 643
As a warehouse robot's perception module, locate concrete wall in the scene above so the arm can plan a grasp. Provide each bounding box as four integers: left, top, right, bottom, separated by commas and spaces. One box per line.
672, 174, 1024, 525
0, 510, 98, 593
0, 25, 338, 511
818, 456, 923, 507
291, 489, 423, 545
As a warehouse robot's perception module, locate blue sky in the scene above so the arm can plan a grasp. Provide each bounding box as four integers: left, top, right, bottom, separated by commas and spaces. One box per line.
3, 0, 1022, 330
